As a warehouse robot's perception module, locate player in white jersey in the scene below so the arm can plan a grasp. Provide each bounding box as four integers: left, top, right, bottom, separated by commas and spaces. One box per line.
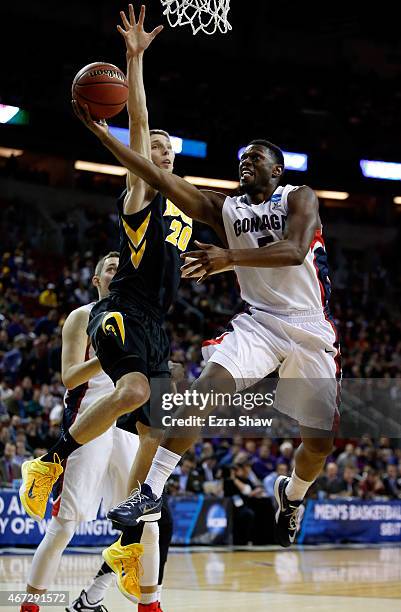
21, 252, 172, 612
67, 120, 340, 549
67, 115, 339, 548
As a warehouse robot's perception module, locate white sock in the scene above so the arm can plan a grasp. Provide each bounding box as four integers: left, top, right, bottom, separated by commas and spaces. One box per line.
157, 584, 163, 603
145, 446, 181, 498
285, 469, 313, 501
140, 591, 158, 605
85, 571, 114, 604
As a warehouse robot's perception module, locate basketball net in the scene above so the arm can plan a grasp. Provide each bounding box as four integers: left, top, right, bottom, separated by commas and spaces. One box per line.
160, 0, 232, 35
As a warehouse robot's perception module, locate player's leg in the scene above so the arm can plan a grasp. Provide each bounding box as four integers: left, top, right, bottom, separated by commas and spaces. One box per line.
274, 314, 339, 547
274, 427, 334, 547
19, 309, 150, 521
68, 561, 114, 612
24, 517, 77, 595
109, 312, 281, 528
97, 426, 159, 604
109, 360, 236, 528
155, 494, 174, 611
137, 496, 173, 612
128, 421, 164, 489
142, 312, 282, 505
138, 521, 160, 610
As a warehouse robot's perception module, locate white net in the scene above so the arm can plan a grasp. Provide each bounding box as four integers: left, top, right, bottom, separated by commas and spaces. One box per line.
160, 0, 232, 35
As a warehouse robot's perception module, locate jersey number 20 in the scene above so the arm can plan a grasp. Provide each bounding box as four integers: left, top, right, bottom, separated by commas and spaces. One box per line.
166, 220, 192, 251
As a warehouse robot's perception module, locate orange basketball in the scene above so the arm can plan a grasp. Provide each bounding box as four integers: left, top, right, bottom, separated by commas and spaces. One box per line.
72, 62, 128, 120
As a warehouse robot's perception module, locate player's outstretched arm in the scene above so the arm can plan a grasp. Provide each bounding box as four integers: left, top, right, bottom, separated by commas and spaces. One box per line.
181, 187, 319, 280
61, 308, 102, 390
118, 4, 163, 213
72, 101, 226, 238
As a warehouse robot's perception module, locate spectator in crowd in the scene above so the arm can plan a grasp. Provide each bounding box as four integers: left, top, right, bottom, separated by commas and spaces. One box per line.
223, 459, 264, 544
39, 283, 58, 307
336, 465, 361, 498
3, 386, 25, 417
34, 309, 59, 337
276, 441, 294, 468
359, 468, 386, 499
382, 464, 401, 499
0, 442, 19, 486
168, 454, 204, 495
13, 440, 32, 470
201, 453, 219, 483
263, 462, 289, 498
337, 443, 358, 471
251, 441, 276, 480
317, 462, 344, 498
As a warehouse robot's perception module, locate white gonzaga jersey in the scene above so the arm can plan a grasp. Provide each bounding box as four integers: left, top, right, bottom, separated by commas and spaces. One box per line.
63, 303, 114, 421
222, 185, 331, 314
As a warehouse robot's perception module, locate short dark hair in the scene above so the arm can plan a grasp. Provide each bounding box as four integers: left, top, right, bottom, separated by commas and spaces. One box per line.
150, 129, 171, 140
94, 251, 119, 276
248, 139, 285, 167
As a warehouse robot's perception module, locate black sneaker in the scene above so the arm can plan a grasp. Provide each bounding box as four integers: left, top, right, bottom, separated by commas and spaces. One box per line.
107, 483, 162, 527
274, 475, 303, 548
65, 589, 108, 611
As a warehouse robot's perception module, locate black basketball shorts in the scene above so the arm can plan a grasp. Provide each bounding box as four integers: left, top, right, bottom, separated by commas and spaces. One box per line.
87, 294, 170, 384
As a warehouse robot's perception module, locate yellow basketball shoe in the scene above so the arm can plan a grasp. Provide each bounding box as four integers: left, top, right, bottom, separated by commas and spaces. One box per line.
19, 454, 63, 521
102, 536, 144, 603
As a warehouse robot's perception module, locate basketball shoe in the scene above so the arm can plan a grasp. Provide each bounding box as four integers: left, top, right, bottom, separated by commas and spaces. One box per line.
107, 483, 162, 527
274, 475, 304, 547
102, 536, 143, 602
19, 454, 63, 521
66, 589, 109, 611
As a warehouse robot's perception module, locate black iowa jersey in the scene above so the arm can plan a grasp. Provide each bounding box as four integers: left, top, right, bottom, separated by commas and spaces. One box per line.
109, 191, 193, 320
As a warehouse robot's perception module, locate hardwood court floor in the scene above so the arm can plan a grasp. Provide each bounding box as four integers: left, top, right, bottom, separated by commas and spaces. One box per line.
1, 546, 401, 611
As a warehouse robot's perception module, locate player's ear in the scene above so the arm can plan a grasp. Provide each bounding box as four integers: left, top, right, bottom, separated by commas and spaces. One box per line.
272, 164, 284, 179
92, 275, 100, 289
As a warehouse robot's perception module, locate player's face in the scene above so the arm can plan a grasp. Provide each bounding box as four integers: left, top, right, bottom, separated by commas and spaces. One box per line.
151, 135, 175, 173
239, 145, 283, 194
94, 256, 119, 298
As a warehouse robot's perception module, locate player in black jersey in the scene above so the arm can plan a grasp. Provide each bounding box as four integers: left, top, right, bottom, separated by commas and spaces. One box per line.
19, 5, 186, 605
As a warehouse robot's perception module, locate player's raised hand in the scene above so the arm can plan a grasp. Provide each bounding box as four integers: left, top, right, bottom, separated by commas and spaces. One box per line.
72, 100, 109, 142
117, 4, 163, 57
180, 241, 233, 283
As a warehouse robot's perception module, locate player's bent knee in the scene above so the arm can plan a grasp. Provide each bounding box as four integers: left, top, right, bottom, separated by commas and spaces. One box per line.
113, 379, 150, 414
45, 517, 77, 549
303, 437, 334, 458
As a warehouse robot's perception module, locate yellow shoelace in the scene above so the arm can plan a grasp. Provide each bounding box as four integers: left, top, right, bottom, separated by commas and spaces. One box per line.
30, 453, 63, 502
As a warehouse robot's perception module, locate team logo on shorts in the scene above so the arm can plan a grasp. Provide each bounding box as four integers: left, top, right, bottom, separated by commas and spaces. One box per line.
101, 312, 125, 345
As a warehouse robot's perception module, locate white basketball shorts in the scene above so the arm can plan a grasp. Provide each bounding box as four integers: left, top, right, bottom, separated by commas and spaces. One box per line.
202, 308, 341, 430
52, 426, 139, 522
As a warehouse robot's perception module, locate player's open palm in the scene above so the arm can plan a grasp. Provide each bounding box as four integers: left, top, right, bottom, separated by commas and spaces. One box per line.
181, 241, 233, 283
118, 4, 163, 57
72, 100, 109, 141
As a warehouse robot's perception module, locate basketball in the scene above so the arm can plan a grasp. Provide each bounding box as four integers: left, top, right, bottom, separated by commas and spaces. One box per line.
72, 62, 128, 120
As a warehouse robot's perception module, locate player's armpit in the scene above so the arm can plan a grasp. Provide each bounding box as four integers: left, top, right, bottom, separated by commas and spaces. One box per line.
62, 308, 102, 390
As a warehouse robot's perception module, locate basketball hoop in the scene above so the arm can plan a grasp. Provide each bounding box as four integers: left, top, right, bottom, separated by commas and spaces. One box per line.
160, 0, 232, 35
